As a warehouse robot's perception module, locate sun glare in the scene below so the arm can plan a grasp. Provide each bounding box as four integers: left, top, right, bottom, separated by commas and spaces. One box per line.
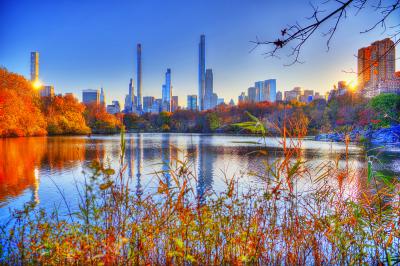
347, 80, 358, 91
32, 80, 42, 89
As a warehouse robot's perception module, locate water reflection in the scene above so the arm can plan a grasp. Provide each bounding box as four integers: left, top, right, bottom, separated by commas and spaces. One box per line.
0, 134, 398, 219
0, 138, 46, 204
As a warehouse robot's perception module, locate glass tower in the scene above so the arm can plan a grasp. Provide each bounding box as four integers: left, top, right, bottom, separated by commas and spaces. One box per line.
198, 35, 206, 111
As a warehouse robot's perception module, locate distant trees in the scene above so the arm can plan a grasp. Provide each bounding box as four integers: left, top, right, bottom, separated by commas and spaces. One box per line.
0, 68, 47, 137
84, 103, 122, 134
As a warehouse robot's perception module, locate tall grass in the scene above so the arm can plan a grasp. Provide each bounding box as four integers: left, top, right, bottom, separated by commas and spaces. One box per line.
0, 116, 399, 265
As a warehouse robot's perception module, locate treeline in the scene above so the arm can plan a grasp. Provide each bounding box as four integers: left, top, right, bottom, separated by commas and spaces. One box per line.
1, 68, 399, 137
0, 68, 121, 137
124, 93, 400, 135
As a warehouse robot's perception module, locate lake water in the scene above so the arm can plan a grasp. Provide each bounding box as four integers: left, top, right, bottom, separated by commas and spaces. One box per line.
1, 133, 399, 221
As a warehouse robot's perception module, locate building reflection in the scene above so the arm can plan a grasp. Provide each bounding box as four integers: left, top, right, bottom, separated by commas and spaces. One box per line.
197, 136, 214, 202
161, 134, 171, 186
135, 134, 143, 198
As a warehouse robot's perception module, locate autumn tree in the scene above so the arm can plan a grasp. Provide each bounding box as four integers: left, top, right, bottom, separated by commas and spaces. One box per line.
42, 94, 90, 135
0, 68, 47, 137
84, 103, 121, 134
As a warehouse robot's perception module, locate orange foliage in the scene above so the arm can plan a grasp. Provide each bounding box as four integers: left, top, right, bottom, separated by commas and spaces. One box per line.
43, 94, 91, 135
85, 103, 121, 134
0, 68, 47, 137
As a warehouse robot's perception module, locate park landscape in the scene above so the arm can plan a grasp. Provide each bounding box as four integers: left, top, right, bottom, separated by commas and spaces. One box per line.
0, 0, 400, 264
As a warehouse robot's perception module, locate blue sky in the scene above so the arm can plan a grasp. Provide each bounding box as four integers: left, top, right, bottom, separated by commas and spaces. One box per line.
0, 0, 399, 106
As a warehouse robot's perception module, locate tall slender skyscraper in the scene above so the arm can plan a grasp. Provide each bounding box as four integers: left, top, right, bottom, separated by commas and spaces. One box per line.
198, 35, 206, 111
136, 44, 143, 112
204, 69, 214, 110
30, 52, 39, 82
100, 87, 106, 106
162, 69, 172, 112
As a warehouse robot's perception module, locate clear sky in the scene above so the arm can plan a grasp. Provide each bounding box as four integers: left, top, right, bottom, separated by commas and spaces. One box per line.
0, 0, 399, 106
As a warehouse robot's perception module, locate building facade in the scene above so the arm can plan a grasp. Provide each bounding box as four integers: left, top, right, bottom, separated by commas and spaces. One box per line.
357, 38, 396, 97
187, 95, 197, 111
107, 100, 121, 114
82, 89, 100, 105
143, 96, 155, 113
248, 87, 258, 102
39, 85, 54, 98
204, 69, 214, 110
276, 91, 282, 101
171, 96, 179, 112
162, 69, 172, 112
30, 51, 39, 82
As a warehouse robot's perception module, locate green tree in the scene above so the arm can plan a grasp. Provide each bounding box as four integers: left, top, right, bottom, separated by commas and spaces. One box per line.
205, 112, 220, 132
369, 93, 400, 127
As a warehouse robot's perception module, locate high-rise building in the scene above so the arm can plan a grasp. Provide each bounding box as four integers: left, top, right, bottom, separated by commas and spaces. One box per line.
30, 52, 39, 82
187, 95, 197, 111
254, 81, 264, 102
100, 87, 106, 106
124, 78, 135, 113
284, 87, 302, 102
257, 79, 277, 102
204, 69, 214, 109
265, 79, 277, 102
238, 92, 247, 104
143, 96, 155, 113
151, 98, 162, 113
303, 89, 314, 103
107, 100, 121, 114
217, 98, 225, 105
171, 96, 179, 112
39, 85, 54, 98
198, 35, 206, 111
82, 89, 100, 104
276, 91, 283, 101
248, 87, 258, 102
358, 38, 396, 97
162, 69, 172, 112
136, 44, 143, 112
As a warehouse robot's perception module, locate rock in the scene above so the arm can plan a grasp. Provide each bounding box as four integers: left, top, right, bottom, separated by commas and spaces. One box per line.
315, 124, 400, 145
370, 125, 400, 145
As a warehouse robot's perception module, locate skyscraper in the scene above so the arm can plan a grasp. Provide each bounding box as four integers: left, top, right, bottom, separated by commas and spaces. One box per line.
143, 96, 154, 113
276, 91, 283, 101
248, 87, 258, 102
39, 85, 54, 98
187, 95, 197, 111
100, 87, 106, 106
238, 92, 247, 104
264, 79, 277, 102
136, 44, 143, 112
171, 96, 179, 112
30, 52, 39, 82
124, 78, 135, 112
358, 38, 395, 97
204, 69, 214, 110
82, 89, 100, 105
198, 35, 206, 111
162, 69, 172, 112
254, 81, 264, 102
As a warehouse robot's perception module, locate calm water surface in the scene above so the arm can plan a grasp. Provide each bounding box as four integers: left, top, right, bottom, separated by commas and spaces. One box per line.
0, 133, 399, 221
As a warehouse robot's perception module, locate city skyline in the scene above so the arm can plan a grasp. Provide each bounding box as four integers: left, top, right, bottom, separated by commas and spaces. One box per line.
1, 0, 399, 106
